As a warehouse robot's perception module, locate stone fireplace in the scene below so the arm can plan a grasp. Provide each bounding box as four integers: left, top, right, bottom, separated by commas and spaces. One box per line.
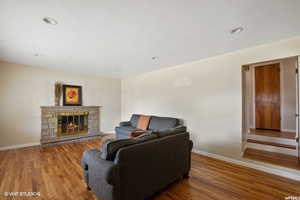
41, 106, 102, 145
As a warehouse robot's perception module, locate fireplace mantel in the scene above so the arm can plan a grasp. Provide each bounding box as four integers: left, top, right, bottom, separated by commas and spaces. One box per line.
41, 106, 101, 110
41, 106, 102, 145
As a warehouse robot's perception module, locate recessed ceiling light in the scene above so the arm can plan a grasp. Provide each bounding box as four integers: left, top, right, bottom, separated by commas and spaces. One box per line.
43, 17, 58, 25
230, 27, 244, 34
152, 56, 159, 60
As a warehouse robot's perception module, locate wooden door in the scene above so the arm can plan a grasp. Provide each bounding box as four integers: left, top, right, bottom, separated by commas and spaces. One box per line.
255, 63, 281, 130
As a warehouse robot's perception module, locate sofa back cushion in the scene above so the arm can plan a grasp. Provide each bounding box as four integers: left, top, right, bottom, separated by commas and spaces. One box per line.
154, 126, 187, 138
101, 134, 157, 161
137, 115, 151, 130
130, 114, 140, 128
148, 116, 179, 130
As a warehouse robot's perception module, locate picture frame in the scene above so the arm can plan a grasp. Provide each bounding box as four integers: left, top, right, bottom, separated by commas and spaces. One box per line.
62, 85, 82, 106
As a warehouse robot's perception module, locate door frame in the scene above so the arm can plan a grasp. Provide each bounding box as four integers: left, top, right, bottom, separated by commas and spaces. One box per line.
251, 60, 282, 130
297, 56, 300, 162
241, 56, 299, 156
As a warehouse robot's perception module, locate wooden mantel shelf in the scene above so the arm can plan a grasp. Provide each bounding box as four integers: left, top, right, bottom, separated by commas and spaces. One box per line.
41, 106, 101, 108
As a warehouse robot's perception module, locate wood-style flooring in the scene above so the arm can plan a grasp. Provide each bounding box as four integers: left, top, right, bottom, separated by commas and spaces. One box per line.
250, 128, 296, 139
0, 138, 300, 200
246, 138, 296, 149
244, 148, 300, 171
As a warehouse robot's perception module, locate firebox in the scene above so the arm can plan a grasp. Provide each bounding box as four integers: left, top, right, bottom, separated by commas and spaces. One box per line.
57, 112, 89, 136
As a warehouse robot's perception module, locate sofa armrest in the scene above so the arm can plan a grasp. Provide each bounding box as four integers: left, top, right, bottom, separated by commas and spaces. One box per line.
81, 149, 117, 185
100, 138, 115, 152
119, 121, 131, 127
189, 140, 193, 151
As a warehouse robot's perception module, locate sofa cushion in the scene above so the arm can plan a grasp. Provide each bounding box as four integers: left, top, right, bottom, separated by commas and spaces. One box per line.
137, 115, 151, 130
115, 126, 142, 136
101, 138, 134, 160
154, 126, 187, 138
130, 114, 141, 128
148, 116, 179, 130
101, 134, 157, 161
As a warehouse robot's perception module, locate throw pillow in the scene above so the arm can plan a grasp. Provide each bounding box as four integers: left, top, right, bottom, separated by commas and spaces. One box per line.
137, 115, 151, 130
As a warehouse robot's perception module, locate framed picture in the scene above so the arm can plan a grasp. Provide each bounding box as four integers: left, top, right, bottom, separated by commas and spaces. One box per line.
62, 85, 82, 106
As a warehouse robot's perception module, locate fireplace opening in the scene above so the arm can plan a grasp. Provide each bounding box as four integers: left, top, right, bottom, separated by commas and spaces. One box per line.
57, 112, 89, 136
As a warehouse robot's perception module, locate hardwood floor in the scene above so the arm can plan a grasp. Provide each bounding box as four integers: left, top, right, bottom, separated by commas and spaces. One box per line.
244, 148, 300, 171
1, 138, 300, 200
246, 138, 297, 149
250, 128, 296, 139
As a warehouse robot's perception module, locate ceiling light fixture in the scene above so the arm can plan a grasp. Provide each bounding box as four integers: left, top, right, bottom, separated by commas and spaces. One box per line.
152, 56, 159, 60
43, 17, 58, 25
230, 27, 244, 34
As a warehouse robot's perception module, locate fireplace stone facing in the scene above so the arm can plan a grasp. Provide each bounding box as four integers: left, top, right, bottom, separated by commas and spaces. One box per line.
41, 106, 102, 146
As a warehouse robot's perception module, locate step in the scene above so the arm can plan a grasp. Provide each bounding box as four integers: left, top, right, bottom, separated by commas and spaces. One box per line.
247, 139, 296, 150
244, 148, 300, 170
245, 141, 297, 156
247, 134, 297, 146
250, 128, 296, 139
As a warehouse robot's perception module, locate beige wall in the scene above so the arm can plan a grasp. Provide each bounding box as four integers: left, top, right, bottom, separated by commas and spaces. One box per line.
0, 62, 121, 148
122, 36, 300, 160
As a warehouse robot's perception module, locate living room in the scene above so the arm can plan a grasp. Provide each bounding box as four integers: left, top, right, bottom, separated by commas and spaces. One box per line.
1, 1, 300, 200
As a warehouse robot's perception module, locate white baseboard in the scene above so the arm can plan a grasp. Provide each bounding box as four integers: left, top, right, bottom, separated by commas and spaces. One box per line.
0, 142, 40, 151
105, 130, 115, 134
282, 129, 296, 133
192, 149, 300, 182
0, 133, 112, 151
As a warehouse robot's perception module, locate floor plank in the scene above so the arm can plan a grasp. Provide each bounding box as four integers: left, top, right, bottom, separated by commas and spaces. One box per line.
247, 139, 296, 149
243, 148, 300, 171
250, 128, 296, 139
0, 138, 300, 200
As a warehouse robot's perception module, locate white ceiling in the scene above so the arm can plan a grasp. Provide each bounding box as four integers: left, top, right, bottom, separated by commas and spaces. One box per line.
0, 0, 300, 78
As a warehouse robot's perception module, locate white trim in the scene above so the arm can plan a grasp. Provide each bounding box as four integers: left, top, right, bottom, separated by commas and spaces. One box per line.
282, 129, 297, 133
0, 142, 40, 151
251, 65, 256, 128
192, 149, 300, 182
297, 56, 300, 160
